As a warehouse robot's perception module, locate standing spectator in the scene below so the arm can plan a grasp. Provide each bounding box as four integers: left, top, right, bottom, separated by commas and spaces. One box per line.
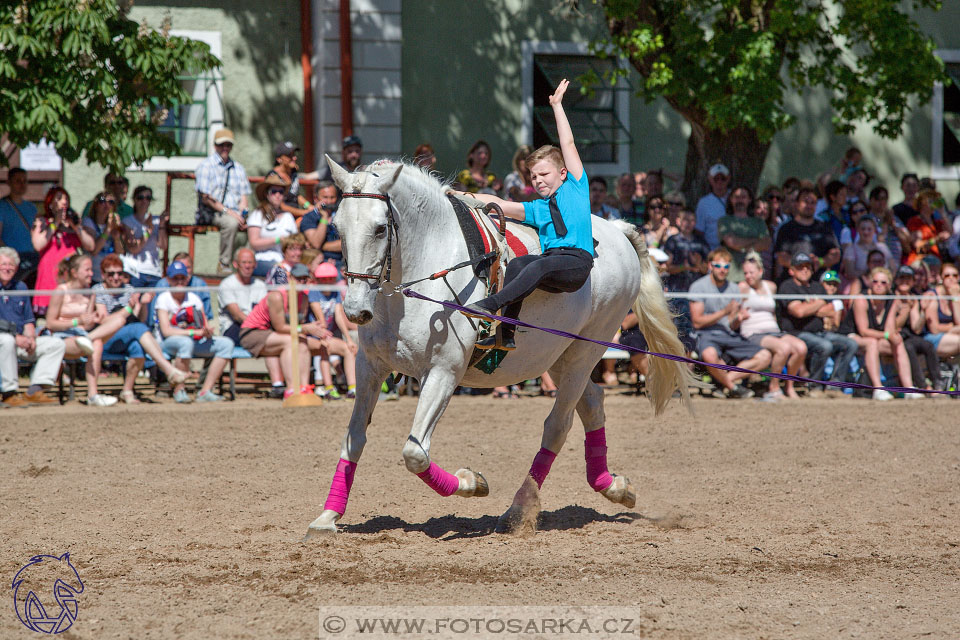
663, 209, 710, 292
0, 247, 64, 406
737, 254, 807, 400
892, 173, 920, 225
340, 135, 363, 172
154, 261, 233, 403
815, 180, 848, 243
695, 163, 731, 250
842, 266, 918, 399
413, 143, 437, 171
589, 177, 620, 221
773, 187, 841, 280
777, 252, 858, 397
845, 168, 870, 204
93, 255, 187, 404
920, 262, 960, 361
892, 265, 941, 392
82, 173, 134, 220
31, 187, 95, 315
247, 175, 298, 277
0, 168, 39, 284
688, 248, 772, 399
869, 185, 910, 267
454, 140, 501, 194
81, 191, 125, 282
640, 194, 674, 249
615, 173, 643, 225
664, 191, 686, 227
267, 141, 313, 221
904, 189, 951, 265
503, 145, 536, 202
194, 128, 252, 274
46, 254, 127, 406
121, 185, 167, 289
717, 186, 770, 282
841, 215, 893, 281
308, 262, 358, 400
301, 181, 337, 264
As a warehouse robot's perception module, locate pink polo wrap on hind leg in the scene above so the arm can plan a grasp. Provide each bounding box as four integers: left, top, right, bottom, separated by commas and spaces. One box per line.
529, 447, 557, 489
417, 462, 461, 496
323, 458, 358, 514
584, 428, 614, 492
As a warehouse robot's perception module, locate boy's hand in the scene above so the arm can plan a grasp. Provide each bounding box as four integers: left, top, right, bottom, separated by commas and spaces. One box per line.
549, 79, 569, 107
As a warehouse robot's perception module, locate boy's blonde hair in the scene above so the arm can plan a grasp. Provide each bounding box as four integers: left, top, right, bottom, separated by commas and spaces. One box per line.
525, 145, 565, 171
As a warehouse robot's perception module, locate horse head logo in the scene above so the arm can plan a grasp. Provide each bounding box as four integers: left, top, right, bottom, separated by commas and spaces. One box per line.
12, 553, 84, 634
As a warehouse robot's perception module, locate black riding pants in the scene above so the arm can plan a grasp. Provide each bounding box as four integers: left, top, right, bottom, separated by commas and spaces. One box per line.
484, 248, 594, 337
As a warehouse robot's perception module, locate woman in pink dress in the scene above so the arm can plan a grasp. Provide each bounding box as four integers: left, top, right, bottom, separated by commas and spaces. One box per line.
30, 187, 95, 315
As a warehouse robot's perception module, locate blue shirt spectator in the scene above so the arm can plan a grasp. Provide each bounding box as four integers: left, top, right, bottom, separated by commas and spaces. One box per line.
0, 169, 39, 273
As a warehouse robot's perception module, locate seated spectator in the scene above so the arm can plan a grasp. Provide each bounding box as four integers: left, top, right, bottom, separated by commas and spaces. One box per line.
121, 185, 167, 288
413, 143, 437, 171
841, 214, 892, 281
308, 262, 358, 400
149, 252, 212, 326
615, 172, 643, 225
82, 173, 133, 219
837, 198, 868, 249
868, 186, 910, 267
777, 252, 858, 398
920, 262, 960, 361
840, 266, 918, 400
238, 263, 329, 399
717, 186, 770, 282
31, 187, 94, 315
905, 189, 951, 265
454, 140, 500, 195
892, 173, 920, 225
664, 191, 686, 227
641, 193, 675, 248
503, 145, 536, 202
948, 192, 960, 262
753, 192, 782, 278
0, 247, 64, 406
737, 254, 807, 400
0, 168, 40, 285
45, 254, 127, 406
247, 175, 298, 277
773, 187, 841, 281
589, 177, 620, 221
815, 180, 849, 243
154, 261, 233, 403
847, 249, 889, 296
689, 248, 772, 399
892, 265, 941, 392
817, 271, 846, 334
695, 164, 731, 250
81, 190, 125, 282
93, 255, 187, 404
266, 233, 307, 283
218, 248, 285, 397
300, 182, 340, 269
267, 141, 314, 221
663, 209, 710, 292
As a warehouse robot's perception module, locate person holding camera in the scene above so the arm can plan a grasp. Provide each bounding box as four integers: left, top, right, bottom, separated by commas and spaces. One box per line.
82, 191, 126, 283
300, 181, 342, 270
194, 129, 251, 275
30, 186, 95, 316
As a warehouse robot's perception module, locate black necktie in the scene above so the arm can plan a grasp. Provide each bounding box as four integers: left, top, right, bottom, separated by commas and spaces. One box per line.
549, 196, 568, 237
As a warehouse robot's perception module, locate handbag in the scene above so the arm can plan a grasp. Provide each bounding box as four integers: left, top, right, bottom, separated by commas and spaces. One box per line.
196, 164, 232, 225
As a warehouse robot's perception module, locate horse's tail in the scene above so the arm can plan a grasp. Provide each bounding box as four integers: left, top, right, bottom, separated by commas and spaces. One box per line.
615, 220, 699, 415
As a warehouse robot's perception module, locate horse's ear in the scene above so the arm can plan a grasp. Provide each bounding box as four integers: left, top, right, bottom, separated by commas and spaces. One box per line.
325, 154, 351, 190
377, 163, 403, 192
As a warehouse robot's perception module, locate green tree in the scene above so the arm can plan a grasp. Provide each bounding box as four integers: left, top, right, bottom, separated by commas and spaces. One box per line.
589, 0, 947, 199
0, 0, 220, 172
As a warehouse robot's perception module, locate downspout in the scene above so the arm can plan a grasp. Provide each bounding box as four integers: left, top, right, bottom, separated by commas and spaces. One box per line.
339, 0, 354, 138
299, 0, 316, 170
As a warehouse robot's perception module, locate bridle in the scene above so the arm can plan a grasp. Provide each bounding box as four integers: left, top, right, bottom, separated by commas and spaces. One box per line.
339, 191, 401, 294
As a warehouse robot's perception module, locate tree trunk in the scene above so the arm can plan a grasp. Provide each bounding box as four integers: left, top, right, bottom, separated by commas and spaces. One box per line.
679, 121, 771, 208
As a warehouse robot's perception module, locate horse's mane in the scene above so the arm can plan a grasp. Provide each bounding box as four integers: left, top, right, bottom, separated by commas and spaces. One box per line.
363, 159, 452, 222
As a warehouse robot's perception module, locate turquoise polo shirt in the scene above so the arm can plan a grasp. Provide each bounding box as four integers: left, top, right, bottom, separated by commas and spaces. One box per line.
522, 171, 594, 253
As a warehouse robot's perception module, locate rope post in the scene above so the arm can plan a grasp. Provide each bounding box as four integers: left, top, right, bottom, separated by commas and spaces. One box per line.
283, 277, 323, 408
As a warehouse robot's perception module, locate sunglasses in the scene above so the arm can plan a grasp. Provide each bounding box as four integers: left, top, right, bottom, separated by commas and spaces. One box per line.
943, 272, 960, 278
96, 196, 116, 205
136, 194, 153, 201
766, 195, 782, 201
267, 187, 285, 195
711, 263, 731, 270
103, 270, 124, 277
648, 203, 664, 210
872, 279, 890, 285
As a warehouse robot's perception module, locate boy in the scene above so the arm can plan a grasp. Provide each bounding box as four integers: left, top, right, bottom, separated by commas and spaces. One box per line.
457, 79, 594, 350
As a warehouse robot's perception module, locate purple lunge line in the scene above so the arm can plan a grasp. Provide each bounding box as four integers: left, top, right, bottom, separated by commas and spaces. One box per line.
402, 288, 960, 398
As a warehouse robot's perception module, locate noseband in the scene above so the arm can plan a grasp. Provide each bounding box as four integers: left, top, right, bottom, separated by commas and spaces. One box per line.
339, 191, 401, 294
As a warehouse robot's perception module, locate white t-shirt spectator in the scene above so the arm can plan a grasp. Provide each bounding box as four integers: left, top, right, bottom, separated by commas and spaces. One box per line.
122, 215, 162, 278
218, 274, 267, 336
153, 291, 206, 342
246, 210, 297, 265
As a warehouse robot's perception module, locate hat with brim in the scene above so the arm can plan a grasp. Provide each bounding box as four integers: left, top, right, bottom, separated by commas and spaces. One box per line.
166, 261, 189, 279
213, 128, 235, 145
255, 174, 290, 204
896, 265, 916, 279
289, 263, 311, 279
314, 262, 340, 279
819, 270, 840, 284
791, 252, 814, 267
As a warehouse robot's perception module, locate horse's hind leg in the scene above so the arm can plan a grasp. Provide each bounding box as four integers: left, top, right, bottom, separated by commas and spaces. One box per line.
577, 380, 636, 509
305, 351, 387, 539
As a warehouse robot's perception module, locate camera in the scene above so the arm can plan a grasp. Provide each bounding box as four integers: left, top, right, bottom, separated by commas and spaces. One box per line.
66, 210, 80, 226
320, 203, 336, 212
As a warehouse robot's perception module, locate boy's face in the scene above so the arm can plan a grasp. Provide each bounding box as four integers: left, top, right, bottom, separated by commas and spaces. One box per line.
529, 159, 567, 198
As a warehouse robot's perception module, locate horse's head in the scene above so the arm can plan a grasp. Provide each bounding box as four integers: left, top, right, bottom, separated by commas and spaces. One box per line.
327, 155, 404, 325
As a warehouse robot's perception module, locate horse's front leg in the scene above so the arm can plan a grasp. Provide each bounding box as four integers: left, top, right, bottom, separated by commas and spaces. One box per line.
305, 350, 388, 539
402, 368, 488, 499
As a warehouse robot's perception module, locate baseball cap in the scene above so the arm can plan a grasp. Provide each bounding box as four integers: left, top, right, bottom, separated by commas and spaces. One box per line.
819, 270, 840, 284
708, 163, 730, 178
289, 263, 311, 279
791, 252, 814, 267
273, 141, 299, 157
166, 261, 189, 278
313, 262, 340, 279
896, 265, 916, 279
213, 128, 235, 145
342, 135, 362, 149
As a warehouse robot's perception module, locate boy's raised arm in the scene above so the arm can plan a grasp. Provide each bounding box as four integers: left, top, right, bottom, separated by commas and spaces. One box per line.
551, 79, 583, 182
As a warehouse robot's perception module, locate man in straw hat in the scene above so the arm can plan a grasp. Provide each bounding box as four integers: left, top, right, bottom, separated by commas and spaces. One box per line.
195, 128, 252, 274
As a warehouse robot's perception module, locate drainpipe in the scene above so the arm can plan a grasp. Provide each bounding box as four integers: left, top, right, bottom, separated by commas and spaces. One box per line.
339, 0, 354, 138
299, 0, 315, 170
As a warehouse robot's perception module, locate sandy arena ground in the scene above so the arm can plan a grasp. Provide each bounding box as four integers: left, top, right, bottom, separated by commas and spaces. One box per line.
2, 391, 959, 639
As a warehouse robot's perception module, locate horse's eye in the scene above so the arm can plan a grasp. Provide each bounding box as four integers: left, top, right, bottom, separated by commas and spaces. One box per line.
374, 224, 387, 237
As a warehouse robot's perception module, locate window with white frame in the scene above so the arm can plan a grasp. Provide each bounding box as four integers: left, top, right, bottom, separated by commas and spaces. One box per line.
931, 51, 960, 179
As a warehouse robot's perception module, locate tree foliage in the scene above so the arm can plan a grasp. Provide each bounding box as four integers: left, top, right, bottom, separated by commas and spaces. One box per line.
0, 0, 220, 171
585, 0, 949, 194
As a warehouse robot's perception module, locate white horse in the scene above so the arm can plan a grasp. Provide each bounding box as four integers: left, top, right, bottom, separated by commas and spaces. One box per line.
306, 157, 693, 537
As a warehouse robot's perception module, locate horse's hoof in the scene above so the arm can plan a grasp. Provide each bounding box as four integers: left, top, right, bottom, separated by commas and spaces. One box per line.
496, 476, 540, 536
600, 474, 637, 509
454, 468, 489, 497
303, 510, 341, 540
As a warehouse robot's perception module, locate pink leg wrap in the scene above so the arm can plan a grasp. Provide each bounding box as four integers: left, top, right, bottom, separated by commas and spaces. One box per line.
416, 462, 461, 497
584, 428, 614, 492
323, 458, 357, 514
528, 448, 557, 489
